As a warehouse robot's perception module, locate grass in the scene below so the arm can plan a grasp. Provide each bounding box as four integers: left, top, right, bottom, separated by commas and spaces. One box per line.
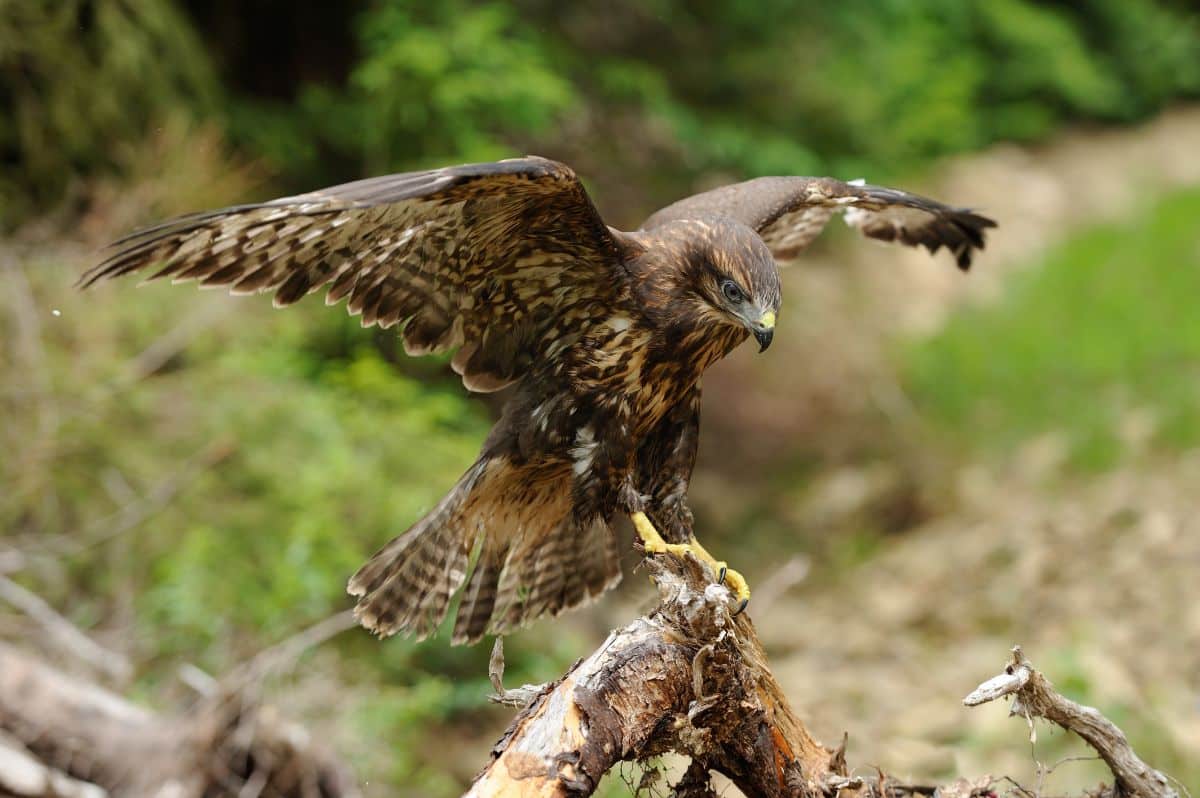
903, 186, 1200, 472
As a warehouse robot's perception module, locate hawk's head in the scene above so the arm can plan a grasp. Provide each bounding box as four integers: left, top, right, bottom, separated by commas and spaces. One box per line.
636, 217, 781, 352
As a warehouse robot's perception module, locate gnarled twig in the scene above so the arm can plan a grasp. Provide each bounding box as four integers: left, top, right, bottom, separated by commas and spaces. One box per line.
965, 646, 1180, 798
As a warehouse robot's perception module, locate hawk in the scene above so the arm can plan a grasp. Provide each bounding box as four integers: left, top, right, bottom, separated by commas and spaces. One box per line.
81, 157, 995, 644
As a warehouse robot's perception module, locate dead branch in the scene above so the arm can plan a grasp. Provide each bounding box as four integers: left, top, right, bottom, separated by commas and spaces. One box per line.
488, 638, 552, 709
964, 646, 1181, 798
0, 643, 359, 798
466, 554, 845, 798
0, 731, 107, 798
468, 556, 1183, 798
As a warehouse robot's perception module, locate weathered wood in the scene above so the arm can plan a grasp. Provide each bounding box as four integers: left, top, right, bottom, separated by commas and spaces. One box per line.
0, 730, 108, 798
465, 554, 845, 798
2, 560, 1183, 798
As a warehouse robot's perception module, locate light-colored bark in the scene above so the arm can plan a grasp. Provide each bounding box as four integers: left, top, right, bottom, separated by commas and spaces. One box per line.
965, 646, 1180, 798
466, 555, 846, 798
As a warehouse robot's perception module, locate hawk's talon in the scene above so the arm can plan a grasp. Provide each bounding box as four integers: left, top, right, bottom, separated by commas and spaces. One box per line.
733, 598, 749, 617
717, 564, 751, 609
630, 511, 752, 610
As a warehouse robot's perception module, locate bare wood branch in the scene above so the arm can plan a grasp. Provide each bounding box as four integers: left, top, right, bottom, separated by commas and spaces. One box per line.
466, 558, 1185, 798
236, 608, 358, 683
488, 638, 552, 709
121, 299, 232, 384
965, 645, 1180, 798
747, 555, 810, 609
465, 554, 845, 798
0, 732, 108, 798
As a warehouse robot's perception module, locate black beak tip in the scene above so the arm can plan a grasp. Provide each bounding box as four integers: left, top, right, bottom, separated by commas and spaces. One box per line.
754, 328, 774, 352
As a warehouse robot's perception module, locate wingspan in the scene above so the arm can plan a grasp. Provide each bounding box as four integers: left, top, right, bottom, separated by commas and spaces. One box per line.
81, 157, 630, 392
641, 176, 996, 270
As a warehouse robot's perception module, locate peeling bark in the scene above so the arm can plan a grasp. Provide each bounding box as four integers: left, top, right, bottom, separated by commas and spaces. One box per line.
466, 555, 844, 798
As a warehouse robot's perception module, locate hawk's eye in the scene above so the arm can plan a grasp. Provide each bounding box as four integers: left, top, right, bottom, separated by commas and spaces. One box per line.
720, 279, 746, 304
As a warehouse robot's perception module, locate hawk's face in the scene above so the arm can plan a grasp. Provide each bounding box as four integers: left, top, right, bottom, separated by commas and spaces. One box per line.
632, 217, 781, 355
679, 219, 781, 352
698, 226, 781, 351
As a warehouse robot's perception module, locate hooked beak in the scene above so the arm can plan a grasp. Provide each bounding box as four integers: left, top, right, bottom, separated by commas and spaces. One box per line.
751, 310, 776, 352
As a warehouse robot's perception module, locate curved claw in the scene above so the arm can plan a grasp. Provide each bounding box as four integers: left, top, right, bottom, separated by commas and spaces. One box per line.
733, 598, 749, 617
719, 565, 751, 611
717, 564, 727, 585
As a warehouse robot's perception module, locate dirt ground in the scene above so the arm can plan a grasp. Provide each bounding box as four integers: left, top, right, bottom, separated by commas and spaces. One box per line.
759, 455, 1200, 792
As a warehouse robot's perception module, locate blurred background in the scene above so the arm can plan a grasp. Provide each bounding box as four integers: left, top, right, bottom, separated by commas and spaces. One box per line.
2, 1, 1199, 795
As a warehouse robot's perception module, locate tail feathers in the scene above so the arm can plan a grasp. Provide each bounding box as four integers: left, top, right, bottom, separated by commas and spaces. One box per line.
347, 524, 472, 640
348, 462, 485, 639
467, 513, 620, 644
350, 459, 622, 645
577, 514, 623, 598
451, 546, 503, 644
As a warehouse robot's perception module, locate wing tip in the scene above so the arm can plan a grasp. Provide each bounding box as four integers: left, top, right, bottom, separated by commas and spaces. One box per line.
952, 208, 998, 271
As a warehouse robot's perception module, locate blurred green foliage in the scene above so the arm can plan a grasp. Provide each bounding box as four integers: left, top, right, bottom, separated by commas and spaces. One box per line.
2, 253, 597, 793
2, 275, 490, 664
4, 1, 1200, 226
904, 185, 1200, 472
226, 1, 576, 183
0, 0, 218, 226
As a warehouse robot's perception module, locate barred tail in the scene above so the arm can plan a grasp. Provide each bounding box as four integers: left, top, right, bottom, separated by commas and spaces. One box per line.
347, 461, 488, 640
347, 458, 621, 644
452, 511, 620, 645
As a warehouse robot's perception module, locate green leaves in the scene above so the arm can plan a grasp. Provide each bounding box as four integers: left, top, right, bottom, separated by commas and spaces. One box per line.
232, 1, 577, 181
0, 0, 218, 227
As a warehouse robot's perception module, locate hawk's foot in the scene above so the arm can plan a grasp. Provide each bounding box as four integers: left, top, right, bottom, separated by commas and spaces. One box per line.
630, 511, 751, 613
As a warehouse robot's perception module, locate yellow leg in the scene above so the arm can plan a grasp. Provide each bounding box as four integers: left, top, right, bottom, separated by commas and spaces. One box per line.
631, 511, 750, 613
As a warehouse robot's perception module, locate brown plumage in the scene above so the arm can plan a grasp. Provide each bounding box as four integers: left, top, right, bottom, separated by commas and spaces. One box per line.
81, 156, 996, 644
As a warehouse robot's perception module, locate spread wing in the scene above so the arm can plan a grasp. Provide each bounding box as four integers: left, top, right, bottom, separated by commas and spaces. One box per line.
81, 157, 628, 392
641, 176, 996, 270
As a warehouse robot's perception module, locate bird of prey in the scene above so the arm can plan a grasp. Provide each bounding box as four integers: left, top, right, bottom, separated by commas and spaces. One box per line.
81, 156, 995, 644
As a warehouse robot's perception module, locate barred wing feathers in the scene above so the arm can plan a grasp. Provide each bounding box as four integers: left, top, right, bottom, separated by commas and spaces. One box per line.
641, 176, 996, 269
81, 157, 626, 392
